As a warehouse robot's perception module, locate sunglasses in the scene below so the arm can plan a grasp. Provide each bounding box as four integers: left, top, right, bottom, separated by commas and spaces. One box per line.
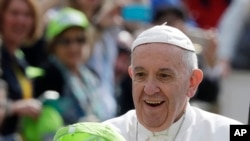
56, 37, 87, 46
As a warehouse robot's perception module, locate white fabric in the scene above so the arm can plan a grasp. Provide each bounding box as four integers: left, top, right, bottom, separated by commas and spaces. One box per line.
217, 0, 250, 60
131, 24, 195, 52
103, 103, 242, 141
136, 113, 185, 141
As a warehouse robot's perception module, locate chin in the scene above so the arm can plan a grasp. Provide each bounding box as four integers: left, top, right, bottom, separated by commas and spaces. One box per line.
144, 122, 170, 132
140, 117, 167, 131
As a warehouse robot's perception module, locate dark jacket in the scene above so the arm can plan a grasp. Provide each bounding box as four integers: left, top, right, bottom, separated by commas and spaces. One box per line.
33, 60, 85, 124
0, 46, 30, 135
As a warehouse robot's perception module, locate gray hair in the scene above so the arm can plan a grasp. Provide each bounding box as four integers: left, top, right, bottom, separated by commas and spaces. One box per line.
180, 50, 199, 74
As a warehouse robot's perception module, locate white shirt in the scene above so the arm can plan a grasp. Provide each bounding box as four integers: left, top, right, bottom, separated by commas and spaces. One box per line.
103, 103, 242, 141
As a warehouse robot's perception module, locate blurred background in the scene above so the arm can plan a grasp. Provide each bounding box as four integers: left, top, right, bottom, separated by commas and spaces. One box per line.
0, 0, 249, 140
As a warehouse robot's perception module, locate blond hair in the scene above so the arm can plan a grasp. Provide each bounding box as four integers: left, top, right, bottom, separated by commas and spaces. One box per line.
0, 0, 43, 44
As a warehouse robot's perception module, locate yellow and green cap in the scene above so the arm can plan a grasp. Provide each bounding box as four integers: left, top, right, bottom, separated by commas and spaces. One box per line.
53, 122, 125, 141
46, 7, 89, 41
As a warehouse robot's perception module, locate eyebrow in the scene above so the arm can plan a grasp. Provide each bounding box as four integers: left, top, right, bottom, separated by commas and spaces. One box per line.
134, 67, 174, 73
158, 68, 174, 73
134, 66, 144, 71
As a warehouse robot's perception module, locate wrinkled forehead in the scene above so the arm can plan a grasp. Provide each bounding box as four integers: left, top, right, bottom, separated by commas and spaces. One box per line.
130, 42, 189, 71
131, 43, 185, 66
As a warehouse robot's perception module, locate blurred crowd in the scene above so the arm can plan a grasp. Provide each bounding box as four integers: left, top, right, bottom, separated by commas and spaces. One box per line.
0, 0, 249, 140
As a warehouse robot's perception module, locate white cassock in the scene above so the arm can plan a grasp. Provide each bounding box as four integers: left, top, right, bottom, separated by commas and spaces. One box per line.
103, 103, 242, 141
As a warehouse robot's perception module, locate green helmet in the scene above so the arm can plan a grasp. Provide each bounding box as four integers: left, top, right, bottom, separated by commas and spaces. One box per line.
46, 7, 89, 41
53, 122, 125, 141
21, 105, 64, 141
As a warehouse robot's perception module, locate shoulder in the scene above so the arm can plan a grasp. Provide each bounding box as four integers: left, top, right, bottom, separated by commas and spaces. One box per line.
178, 105, 242, 141
33, 62, 65, 96
103, 110, 136, 127
103, 110, 137, 138
191, 106, 242, 126
36, 61, 63, 81
185, 106, 242, 140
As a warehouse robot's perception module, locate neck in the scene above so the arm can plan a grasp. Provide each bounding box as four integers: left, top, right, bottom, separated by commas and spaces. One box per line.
136, 113, 186, 141
67, 64, 80, 76
174, 102, 187, 122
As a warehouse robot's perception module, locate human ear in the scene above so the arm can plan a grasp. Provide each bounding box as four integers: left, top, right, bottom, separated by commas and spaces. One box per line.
128, 65, 133, 79
187, 69, 203, 98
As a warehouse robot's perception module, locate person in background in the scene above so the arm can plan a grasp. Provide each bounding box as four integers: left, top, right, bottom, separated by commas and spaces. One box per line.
20, 0, 75, 68
34, 7, 116, 124
69, 0, 123, 115
182, 0, 231, 29
43, 0, 104, 64
85, 0, 123, 107
217, 0, 250, 74
0, 79, 23, 141
103, 24, 241, 141
114, 30, 134, 116
68, 0, 103, 23
216, 0, 250, 124
0, 0, 42, 136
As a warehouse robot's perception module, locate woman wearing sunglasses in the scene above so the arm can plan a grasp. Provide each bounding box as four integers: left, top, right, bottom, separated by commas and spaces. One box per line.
34, 7, 116, 125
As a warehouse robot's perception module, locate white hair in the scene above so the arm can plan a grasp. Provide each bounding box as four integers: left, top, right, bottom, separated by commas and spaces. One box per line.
180, 50, 199, 74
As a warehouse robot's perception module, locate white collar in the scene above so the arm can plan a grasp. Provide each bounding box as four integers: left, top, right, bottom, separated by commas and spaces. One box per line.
137, 110, 186, 141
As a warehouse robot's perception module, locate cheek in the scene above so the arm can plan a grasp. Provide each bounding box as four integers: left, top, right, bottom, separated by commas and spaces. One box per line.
170, 83, 189, 110
164, 83, 187, 104
55, 48, 65, 57
69, 47, 85, 62
132, 82, 143, 106
2, 16, 14, 31
26, 18, 34, 30
54, 49, 71, 63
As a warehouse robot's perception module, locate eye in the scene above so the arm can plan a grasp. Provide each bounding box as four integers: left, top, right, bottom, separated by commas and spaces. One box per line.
159, 73, 169, 78
157, 73, 171, 81
76, 37, 86, 44
134, 72, 146, 81
135, 72, 145, 77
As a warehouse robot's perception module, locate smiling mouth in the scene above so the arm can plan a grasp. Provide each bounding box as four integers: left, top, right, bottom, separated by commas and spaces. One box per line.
145, 100, 165, 107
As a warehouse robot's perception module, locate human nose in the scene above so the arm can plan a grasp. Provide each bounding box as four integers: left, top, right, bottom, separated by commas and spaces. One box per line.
16, 13, 30, 23
144, 78, 160, 95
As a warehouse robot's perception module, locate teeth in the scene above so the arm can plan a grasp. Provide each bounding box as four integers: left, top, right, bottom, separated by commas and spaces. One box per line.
145, 100, 162, 104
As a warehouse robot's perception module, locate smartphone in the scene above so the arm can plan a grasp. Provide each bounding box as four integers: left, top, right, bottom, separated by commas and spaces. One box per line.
121, 4, 153, 23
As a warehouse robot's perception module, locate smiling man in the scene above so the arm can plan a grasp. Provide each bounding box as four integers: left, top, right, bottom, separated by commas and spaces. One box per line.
103, 24, 242, 141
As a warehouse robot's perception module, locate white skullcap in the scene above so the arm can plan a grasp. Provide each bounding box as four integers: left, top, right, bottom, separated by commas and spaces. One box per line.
131, 24, 195, 52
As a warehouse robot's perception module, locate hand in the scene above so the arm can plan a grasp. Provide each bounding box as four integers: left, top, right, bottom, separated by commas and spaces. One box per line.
202, 28, 218, 67
217, 59, 232, 77
94, 1, 123, 29
9, 99, 42, 119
